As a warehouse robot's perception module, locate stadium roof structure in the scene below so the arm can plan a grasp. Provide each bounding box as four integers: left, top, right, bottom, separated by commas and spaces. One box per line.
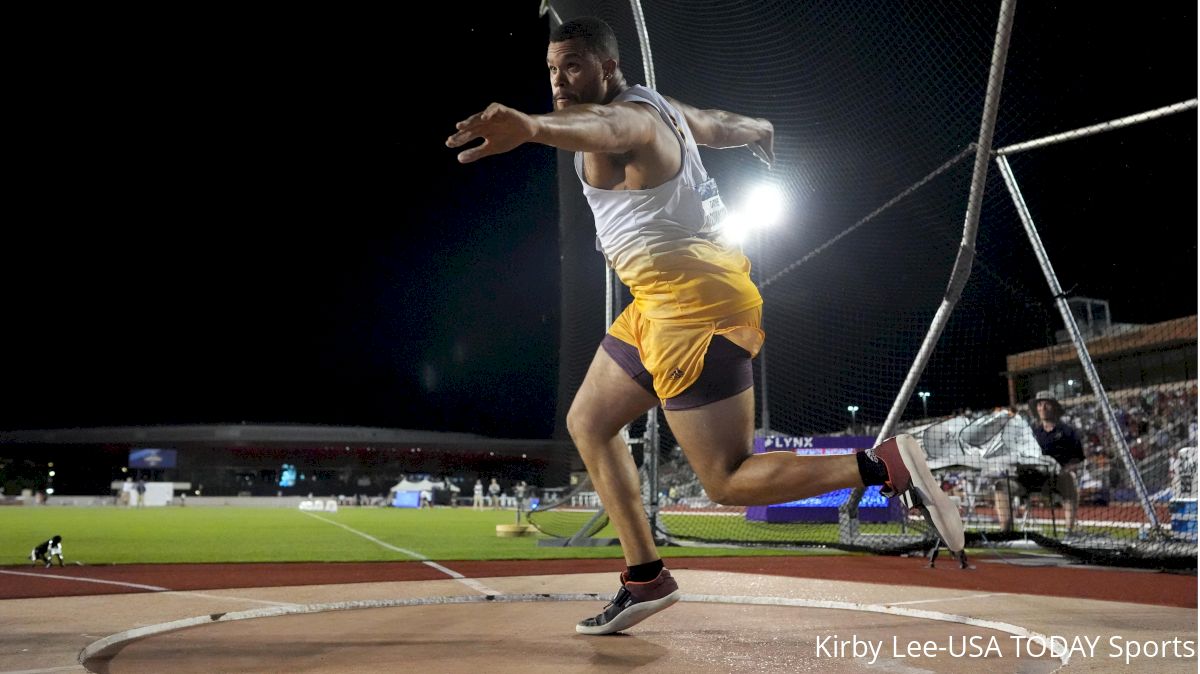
0, 424, 568, 453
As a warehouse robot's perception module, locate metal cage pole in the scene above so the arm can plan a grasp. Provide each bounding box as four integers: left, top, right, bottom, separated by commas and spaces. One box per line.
841, 0, 1018, 542
995, 156, 1160, 529
630, 0, 664, 537
542, 1, 616, 547
757, 228, 771, 436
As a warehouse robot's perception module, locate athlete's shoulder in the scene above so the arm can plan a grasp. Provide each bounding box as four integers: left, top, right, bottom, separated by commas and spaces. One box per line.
615, 84, 663, 105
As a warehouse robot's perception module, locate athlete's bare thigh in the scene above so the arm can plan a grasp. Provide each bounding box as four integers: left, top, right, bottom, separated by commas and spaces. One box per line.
567, 346, 659, 440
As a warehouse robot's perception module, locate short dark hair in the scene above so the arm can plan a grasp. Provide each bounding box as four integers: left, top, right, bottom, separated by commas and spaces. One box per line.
551, 17, 619, 61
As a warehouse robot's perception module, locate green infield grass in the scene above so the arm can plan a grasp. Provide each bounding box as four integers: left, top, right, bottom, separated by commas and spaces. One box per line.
0, 507, 855, 566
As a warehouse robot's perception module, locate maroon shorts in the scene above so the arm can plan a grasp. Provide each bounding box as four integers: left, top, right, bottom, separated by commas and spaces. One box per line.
601, 334, 754, 410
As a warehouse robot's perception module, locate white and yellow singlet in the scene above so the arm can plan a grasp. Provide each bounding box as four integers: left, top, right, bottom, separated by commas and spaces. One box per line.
576, 85, 765, 401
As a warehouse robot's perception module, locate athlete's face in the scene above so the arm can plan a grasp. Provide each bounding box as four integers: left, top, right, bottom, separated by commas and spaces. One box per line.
547, 39, 607, 110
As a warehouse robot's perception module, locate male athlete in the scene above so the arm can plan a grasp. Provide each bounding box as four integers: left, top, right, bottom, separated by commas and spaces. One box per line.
447, 16, 963, 634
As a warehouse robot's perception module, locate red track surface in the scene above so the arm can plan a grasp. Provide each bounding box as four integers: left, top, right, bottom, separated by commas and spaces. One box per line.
2, 556, 1193, 608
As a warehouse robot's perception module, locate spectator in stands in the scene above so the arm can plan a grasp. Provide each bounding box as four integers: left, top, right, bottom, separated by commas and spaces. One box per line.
472, 479, 484, 510
995, 390, 1084, 532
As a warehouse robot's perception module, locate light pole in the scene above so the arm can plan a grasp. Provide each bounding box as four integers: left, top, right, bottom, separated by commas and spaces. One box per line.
756, 224, 774, 435
918, 391, 931, 418
721, 183, 784, 436
847, 405, 859, 430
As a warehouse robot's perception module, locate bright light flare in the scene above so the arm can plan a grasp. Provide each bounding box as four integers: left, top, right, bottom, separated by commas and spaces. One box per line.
720, 211, 750, 245
719, 183, 786, 246
745, 184, 784, 227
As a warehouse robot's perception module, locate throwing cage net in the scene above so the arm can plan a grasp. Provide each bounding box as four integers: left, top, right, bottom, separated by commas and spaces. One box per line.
530, 0, 1196, 568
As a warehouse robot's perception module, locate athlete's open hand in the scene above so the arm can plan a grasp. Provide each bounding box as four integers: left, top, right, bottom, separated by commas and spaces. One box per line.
446, 103, 537, 164
749, 120, 775, 168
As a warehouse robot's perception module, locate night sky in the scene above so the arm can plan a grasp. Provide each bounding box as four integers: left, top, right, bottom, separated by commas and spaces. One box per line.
3, 4, 1195, 438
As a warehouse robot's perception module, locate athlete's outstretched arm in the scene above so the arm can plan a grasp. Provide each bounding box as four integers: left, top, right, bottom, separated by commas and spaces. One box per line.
446, 101, 660, 164
664, 97, 774, 167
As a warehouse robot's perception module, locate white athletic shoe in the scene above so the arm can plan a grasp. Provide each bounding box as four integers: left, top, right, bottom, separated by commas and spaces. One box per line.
864, 434, 965, 552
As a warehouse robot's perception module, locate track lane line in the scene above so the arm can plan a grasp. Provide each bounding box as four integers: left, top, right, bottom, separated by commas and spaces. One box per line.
302, 512, 501, 595
0, 570, 167, 592
888, 592, 1005, 606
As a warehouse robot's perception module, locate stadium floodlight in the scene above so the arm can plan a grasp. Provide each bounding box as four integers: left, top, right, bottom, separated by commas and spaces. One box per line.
719, 211, 751, 245
847, 405, 860, 427
745, 184, 784, 227
719, 183, 786, 246
918, 391, 931, 417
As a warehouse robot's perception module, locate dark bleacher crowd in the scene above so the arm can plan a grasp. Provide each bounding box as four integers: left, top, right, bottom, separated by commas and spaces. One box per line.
1036, 382, 1196, 499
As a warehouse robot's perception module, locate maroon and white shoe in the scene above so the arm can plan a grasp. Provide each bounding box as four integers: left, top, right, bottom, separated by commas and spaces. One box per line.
865, 434, 965, 552
576, 568, 681, 635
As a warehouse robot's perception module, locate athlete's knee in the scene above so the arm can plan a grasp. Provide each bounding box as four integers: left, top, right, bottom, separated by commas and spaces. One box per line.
698, 455, 752, 506
566, 405, 617, 447
704, 481, 749, 506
